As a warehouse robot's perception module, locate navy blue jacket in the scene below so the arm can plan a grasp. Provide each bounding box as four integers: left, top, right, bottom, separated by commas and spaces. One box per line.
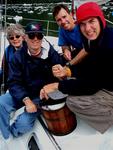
0, 45, 16, 91
58, 27, 113, 95
0, 41, 26, 92
8, 40, 64, 104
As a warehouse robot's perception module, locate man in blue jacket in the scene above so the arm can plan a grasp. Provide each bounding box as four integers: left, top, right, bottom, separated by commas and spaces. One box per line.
0, 22, 64, 142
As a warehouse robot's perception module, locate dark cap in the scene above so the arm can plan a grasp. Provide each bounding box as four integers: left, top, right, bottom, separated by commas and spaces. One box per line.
25, 22, 43, 34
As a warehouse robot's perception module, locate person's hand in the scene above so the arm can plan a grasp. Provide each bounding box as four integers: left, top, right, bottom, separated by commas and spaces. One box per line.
23, 98, 37, 113
40, 88, 49, 100
63, 49, 71, 61
40, 83, 59, 100
52, 64, 67, 79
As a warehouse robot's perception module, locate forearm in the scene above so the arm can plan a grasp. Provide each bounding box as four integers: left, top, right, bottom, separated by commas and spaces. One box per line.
69, 48, 88, 65
62, 46, 71, 53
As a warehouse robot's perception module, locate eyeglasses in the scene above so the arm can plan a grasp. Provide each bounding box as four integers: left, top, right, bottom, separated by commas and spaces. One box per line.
9, 35, 21, 40
27, 33, 43, 40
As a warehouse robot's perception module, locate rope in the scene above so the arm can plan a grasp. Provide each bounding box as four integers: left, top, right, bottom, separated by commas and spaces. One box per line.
38, 116, 62, 150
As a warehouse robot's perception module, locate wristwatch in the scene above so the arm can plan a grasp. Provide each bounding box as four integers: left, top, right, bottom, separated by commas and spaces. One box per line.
66, 62, 72, 68
23, 97, 30, 102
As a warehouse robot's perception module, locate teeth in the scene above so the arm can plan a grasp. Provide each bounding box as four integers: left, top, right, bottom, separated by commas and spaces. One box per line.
87, 33, 94, 37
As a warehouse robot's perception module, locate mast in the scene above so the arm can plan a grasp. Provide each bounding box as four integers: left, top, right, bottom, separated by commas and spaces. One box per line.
71, 0, 76, 20
0, 0, 3, 61
1, 0, 7, 95
71, 0, 74, 17
71, 0, 82, 20
0, 1, 2, 30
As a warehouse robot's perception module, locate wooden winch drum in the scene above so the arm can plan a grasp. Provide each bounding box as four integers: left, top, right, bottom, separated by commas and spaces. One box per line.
42, 102, 77, 136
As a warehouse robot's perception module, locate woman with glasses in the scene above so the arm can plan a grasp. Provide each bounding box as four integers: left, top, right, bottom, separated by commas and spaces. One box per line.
0, 23, 25, 93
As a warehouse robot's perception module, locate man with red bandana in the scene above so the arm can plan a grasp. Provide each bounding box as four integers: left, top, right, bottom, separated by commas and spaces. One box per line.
40, 2, 113, 133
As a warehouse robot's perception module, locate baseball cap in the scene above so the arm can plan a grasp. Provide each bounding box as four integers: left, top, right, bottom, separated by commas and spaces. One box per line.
25, 22, 43, 34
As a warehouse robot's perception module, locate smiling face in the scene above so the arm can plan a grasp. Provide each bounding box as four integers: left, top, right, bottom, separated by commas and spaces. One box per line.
25, 32, 43, 56
7, 24, 25, 49
80, 17, 101, 40
55, 8, 75, 31
8, 33, 24, 49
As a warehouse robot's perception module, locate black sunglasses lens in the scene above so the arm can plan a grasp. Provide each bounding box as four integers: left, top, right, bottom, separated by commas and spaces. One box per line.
37, 33, 43, 40
27, 33, 35, 39
9, 37, 14, 40
16, 35, 20, 38
28, 33, 43, 40
9, 35, 20, 40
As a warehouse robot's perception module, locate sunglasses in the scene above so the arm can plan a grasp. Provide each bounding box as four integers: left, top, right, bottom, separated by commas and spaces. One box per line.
27, 33, 43, 40
9, 35, 21, 40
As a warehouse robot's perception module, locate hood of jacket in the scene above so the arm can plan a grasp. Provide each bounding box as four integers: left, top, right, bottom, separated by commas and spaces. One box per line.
76, 2, 106, 28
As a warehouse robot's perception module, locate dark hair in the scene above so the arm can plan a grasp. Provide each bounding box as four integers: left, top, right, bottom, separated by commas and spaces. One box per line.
53, 4, 70, 18
97, 17, 104, 31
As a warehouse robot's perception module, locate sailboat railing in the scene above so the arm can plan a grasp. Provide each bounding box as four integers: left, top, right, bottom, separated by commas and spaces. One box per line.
2, 14, 59, 37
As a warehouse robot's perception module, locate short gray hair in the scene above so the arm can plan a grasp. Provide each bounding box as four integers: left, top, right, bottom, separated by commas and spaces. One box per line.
6, 23, 25, 39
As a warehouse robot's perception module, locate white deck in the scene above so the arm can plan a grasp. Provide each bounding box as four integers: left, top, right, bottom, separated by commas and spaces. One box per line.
3, 107, 113, 150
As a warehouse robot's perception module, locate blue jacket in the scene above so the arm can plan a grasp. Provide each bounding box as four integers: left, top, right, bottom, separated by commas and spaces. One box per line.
8, 40, 64, 105
0, 42, 26, 92
0, 45, 16, 91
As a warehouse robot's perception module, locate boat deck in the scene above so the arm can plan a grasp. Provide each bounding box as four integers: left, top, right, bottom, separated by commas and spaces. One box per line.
4, 107, 113, 150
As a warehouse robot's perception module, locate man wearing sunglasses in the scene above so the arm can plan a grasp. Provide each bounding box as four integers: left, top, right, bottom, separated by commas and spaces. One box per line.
0, 22, 64, 145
